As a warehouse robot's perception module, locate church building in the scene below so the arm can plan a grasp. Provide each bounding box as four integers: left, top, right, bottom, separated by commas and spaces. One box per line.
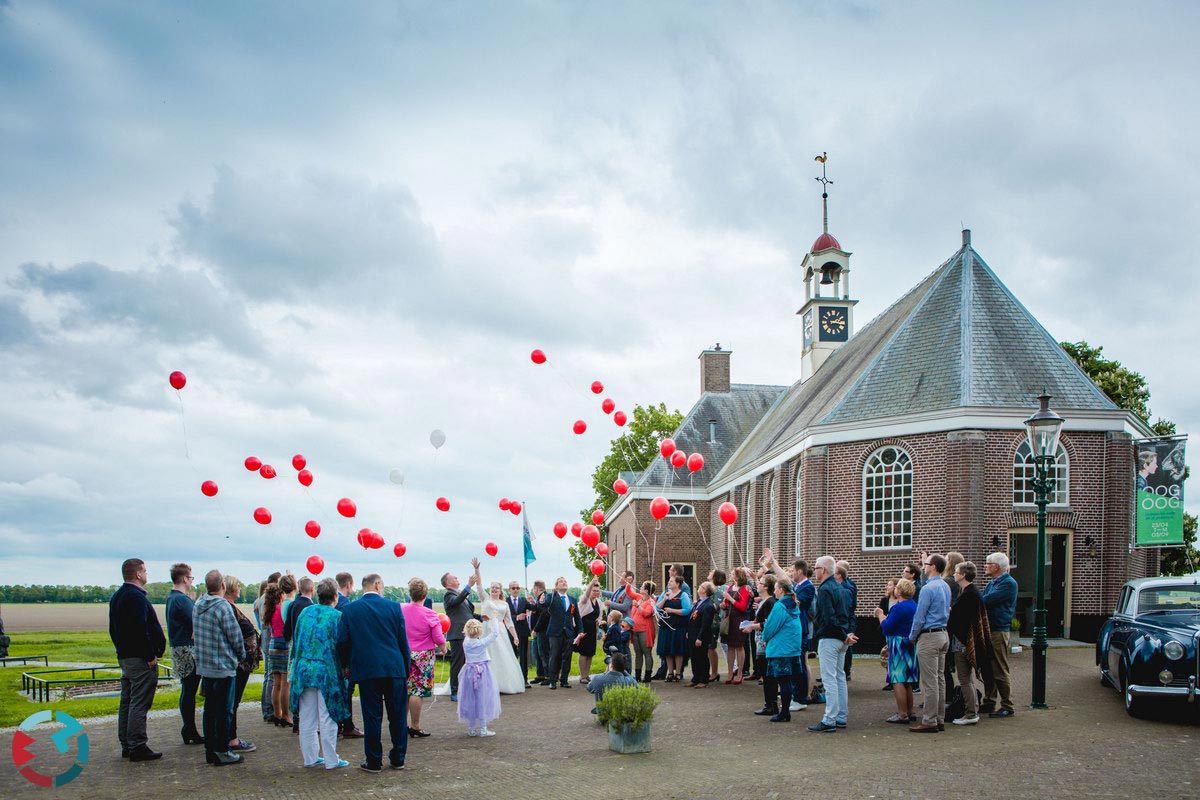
605, 187, 1157, 646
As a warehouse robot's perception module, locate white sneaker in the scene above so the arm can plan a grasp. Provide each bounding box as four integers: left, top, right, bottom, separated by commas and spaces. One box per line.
468, 728, 477, 737
478, 728, 496, 737
952, 715, 980, 726
789, 701, 807, 712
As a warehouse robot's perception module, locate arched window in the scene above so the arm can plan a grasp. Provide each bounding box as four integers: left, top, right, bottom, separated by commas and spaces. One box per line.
862, 446, 913, 550
794, 465, 803, 555
767, 477, 779, 552
666, 502, 695, 517
1013, 441, 1069, 506
744, 485, 755, 565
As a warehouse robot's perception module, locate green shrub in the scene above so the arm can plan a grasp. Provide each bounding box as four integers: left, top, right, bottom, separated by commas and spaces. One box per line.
595, 684, 660, 732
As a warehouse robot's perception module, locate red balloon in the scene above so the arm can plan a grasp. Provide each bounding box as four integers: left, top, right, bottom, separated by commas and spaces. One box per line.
718, 501, 739, 526
613, 478, 629, 495
570, 522, 583, 537
337, 497, 357, 518
169, 371, 187, 390
305, 520, 321, 538
573, 420, 587, 435
613, 411, 627, 427
200, 480, 218, 497
253, 507, 272, 525
687, 453, 705, 473
259, 464, 277, 479
438, 613, 451, 634
590, 381, 604, 394
581, 525, 600, 548
373, 531, 386, 549
499, 498, 511, 511
297, 469, 314, 487
244, 456, 262, 471
436, 497, 450, 512
305, 555, 324, 575
485, 542, 498, 557
292, 454, 306, 471
659, 438, 677, 458
553, 521, 567, 539
357, 528, 370, 548
393, 542, 407, 557
591, 509, 605, 525
509, 501, 522, 515
590, 559, 605, 576
650, 496, 669, 520
530, 349, 547, 365
601, 398, 615, 414
670, 451, 686, 468
596, 542, 610, 557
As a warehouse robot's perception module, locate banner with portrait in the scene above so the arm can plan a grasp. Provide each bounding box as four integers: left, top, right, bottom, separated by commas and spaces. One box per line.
1134, 436, 1187, 547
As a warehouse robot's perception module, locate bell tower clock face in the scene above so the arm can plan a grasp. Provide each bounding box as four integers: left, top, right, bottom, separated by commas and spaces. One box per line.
802, 309, 814, 349
818, 305, 849, 342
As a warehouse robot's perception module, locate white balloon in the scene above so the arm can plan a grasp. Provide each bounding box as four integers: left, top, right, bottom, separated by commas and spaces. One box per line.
430, 429, 447, 449
388, 469, 405, 485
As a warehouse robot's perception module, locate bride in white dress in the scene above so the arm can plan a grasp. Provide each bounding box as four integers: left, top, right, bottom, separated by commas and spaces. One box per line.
480, 579, 526, 694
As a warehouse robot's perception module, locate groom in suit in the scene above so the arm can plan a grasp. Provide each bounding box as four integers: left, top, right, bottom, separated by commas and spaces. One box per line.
336, 573, 411, 772
507, 581, 532, 687
546, 576, 582, 689
441, 561, 478, 701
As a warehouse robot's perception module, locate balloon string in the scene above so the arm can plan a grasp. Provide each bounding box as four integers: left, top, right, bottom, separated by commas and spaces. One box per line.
175, 393, 191, 460
688, 473, 719, 569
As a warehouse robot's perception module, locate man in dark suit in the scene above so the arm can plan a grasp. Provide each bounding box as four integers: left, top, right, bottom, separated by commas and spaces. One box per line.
507, 580, 532, 687
337, 573, 411, 773
441, 560, 478, 700
282, 577, 315, 733
546, 576, 582, 689
109, 557, 166, 761
529, 580, 550, 684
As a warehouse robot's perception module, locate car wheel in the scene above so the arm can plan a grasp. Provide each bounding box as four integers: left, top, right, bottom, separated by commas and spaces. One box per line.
1120, 664, 1150, 719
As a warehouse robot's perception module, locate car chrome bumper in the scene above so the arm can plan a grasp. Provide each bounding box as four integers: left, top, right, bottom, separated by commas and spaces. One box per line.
1129, 676, 1198, 702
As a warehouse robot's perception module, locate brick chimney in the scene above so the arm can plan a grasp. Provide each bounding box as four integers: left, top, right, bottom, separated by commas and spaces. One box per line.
699, 344, 731, 394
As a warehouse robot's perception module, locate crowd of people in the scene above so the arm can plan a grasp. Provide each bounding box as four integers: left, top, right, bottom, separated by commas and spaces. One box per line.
106, 545, 1020, 771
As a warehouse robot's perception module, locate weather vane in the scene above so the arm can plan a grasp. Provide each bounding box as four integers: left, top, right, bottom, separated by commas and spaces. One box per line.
814, 152, 832, 233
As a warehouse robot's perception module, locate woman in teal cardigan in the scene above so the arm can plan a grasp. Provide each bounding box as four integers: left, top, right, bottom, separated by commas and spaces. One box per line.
760, 576, 804, 722
289, 579, 350, 769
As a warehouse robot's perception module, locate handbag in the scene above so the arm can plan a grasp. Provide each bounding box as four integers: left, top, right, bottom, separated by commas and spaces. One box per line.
719, 615, 730, 637
879, 645, 889, 668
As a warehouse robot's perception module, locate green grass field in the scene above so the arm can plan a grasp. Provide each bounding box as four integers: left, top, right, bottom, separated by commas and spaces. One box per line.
2, 630, 588, 728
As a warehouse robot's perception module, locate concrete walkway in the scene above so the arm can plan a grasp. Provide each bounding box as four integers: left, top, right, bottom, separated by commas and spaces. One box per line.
4, 649, 1197, 799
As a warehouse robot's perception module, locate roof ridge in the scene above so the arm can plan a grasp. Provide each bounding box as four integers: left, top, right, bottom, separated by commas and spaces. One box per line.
819, 248, 965, 424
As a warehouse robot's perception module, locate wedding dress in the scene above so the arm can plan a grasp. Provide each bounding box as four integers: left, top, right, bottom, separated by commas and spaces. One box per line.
481, 596, 527, 694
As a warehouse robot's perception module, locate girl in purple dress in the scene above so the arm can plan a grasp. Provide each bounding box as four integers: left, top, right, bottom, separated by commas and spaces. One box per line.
458, 619, 502, 736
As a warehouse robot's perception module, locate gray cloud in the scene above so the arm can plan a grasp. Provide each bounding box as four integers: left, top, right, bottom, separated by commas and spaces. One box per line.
0, 295, 33, 344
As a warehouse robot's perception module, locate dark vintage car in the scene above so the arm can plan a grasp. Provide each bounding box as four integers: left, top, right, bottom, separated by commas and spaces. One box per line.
1097, 573, 1200, 718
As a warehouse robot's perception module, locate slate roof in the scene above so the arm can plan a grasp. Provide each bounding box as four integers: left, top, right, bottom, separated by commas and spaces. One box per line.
632, 384, 786, 491
714, 242, 1119, 482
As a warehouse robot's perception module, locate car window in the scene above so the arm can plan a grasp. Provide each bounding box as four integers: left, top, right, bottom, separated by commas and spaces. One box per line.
1137, 586, 1200, 615
1118, 587, 1133, 616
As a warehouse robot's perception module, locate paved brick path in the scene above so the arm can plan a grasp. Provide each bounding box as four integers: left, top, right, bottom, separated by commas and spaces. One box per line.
4, 649, 1198, 799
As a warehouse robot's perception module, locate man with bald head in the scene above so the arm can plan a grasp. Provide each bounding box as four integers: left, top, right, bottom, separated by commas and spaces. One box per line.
193, 569, 246, 765
807, 556, 856, 733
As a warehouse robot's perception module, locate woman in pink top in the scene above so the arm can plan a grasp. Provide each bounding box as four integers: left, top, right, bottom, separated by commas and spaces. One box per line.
402, 577, 446, 737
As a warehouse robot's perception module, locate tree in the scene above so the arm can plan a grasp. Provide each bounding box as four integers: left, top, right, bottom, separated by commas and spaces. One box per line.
1061, 340, 1196, 573
568, 403, 685, 583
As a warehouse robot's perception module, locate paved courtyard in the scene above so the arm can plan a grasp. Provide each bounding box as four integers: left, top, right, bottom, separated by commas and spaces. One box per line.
4, 648, 1198, 799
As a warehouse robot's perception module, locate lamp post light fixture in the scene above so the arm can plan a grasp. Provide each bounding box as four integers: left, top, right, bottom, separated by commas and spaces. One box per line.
1024, 392, 1065, 710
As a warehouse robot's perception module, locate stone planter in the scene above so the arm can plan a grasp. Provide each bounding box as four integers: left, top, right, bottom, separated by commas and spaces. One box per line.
607, 722, 651, 754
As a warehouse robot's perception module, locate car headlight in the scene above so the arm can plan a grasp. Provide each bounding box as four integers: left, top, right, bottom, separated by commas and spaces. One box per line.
1163, 640, 1185, 661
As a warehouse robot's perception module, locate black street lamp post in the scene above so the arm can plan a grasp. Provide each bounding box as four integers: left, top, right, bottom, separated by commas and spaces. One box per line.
1024, 392, 1065, 710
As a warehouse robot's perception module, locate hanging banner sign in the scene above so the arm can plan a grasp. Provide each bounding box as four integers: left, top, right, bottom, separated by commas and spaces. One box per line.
1134, 435, 1187, 547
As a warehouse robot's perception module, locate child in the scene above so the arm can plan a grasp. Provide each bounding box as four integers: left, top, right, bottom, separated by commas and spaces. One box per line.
459, 619, 502, 737
602, 611, 632, 671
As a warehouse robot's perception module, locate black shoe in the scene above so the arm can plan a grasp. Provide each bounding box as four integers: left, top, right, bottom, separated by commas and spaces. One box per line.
121, 747, 129, 759
181, 728, 205, 745
360, 761, 382, 773
768, 712, 791, 722
128, 745, 163, 762
549, 684, 556, 690
559, 682, 571, 689
881, 684, 893, 691
389, 760, 405, 770
755, 706, 780, 717
212, 752, 244, 766
979, 702, 996, 714
988, 708, 1015, 718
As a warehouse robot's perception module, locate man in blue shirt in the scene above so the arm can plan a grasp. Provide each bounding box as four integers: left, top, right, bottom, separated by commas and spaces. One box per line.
981, 552, 1019, 718
909, 553, 951, 732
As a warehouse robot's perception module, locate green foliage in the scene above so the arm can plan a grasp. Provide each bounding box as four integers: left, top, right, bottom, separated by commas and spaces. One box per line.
569, 403, 685, 582
1061, 341, 1153, 423
1160, 513, 1199, 577
595, 683, 660, 732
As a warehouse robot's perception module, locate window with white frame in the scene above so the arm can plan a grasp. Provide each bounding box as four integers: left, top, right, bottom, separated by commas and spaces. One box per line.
1013, 441, 1068, 506
862, 446, 913, 550
794, 466, 803, 554
667, 502, 695, 517
767, 477, 779, 552
744, 487, 755, 564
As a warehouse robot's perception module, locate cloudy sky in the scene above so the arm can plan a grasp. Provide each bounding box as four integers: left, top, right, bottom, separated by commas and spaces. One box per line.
1, 1, 1196, 588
